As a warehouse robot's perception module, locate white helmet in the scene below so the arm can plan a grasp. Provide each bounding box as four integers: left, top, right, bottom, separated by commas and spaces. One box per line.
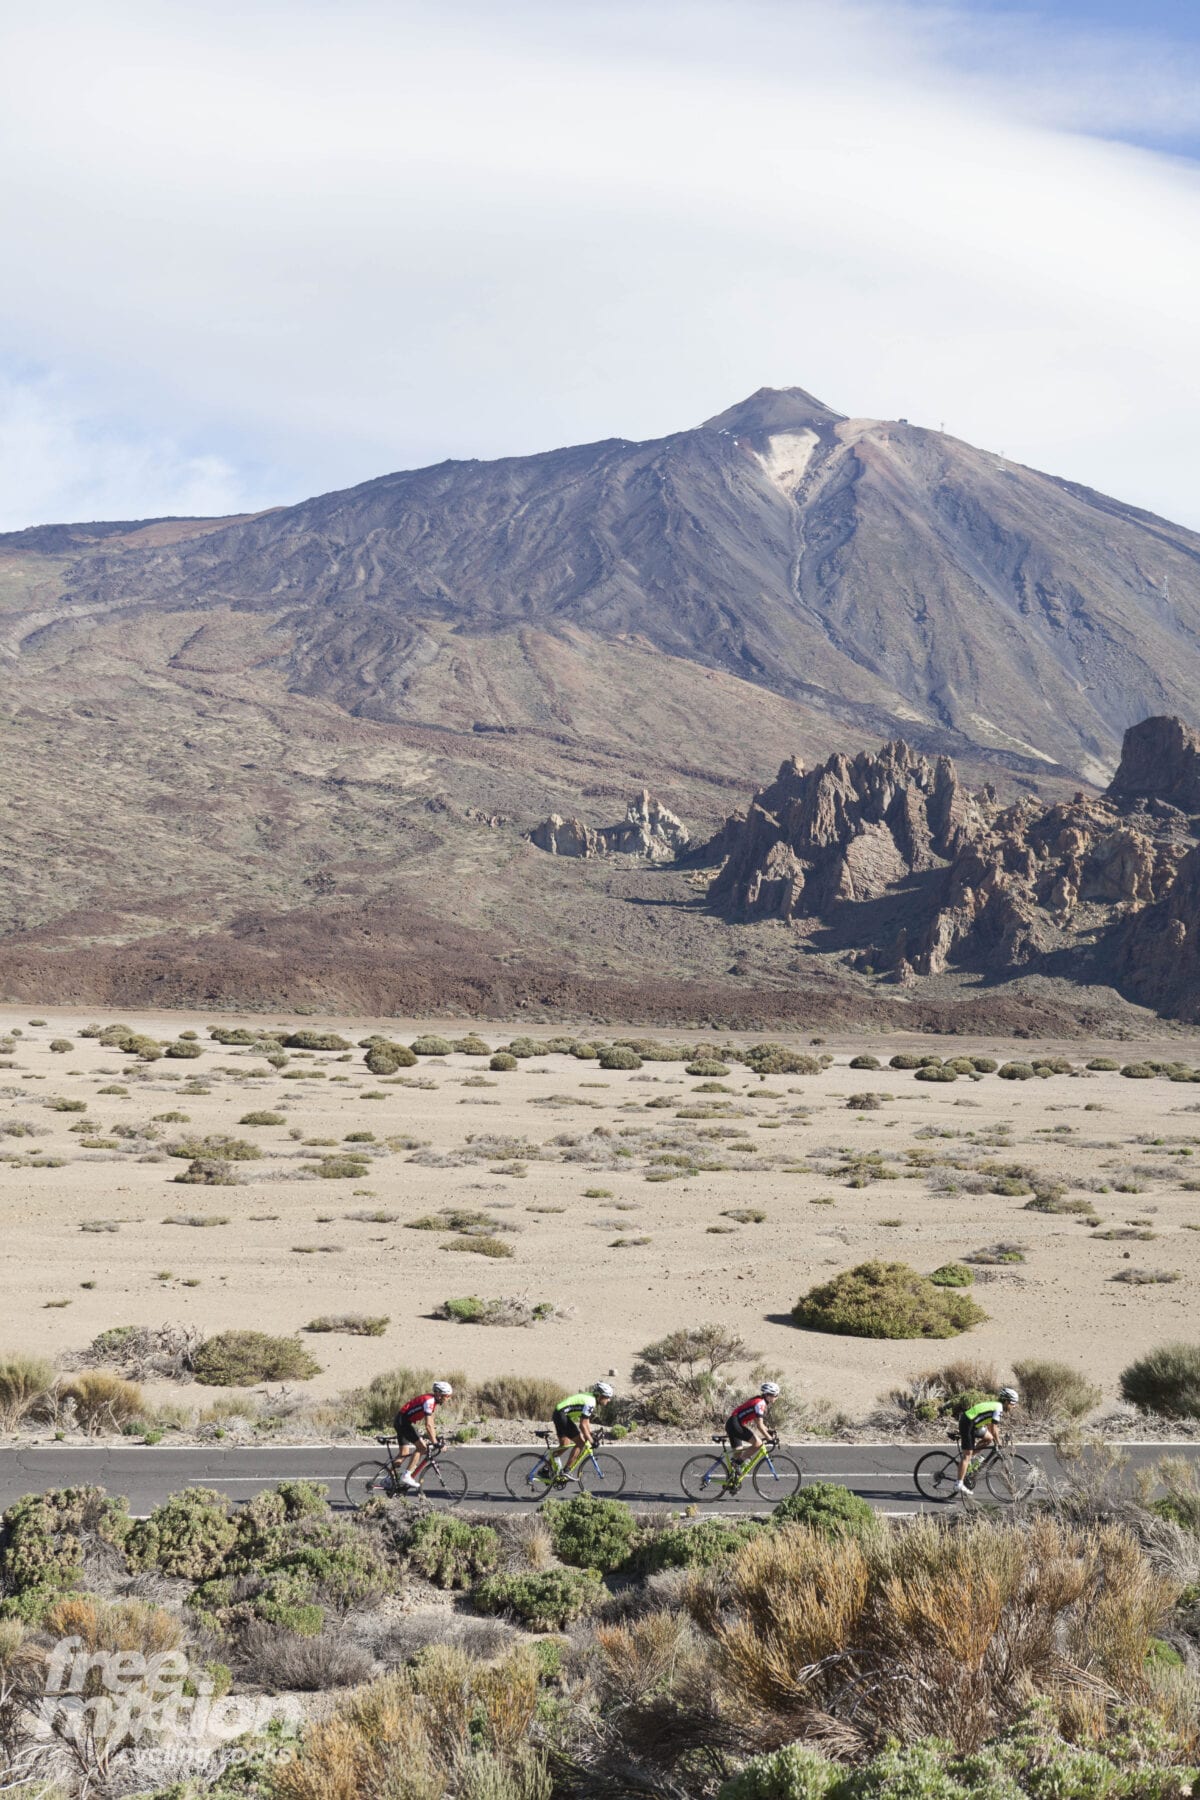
999, 1386, 1019, 1404
593, 1380, 615, 1398
760, 1381, 781, 1398
432, 1380, 454, 1397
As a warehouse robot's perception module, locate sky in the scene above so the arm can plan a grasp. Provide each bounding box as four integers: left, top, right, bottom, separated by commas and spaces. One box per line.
1, 0, 1199, 530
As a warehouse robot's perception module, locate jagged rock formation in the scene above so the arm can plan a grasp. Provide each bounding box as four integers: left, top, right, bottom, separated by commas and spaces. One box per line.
530, 790, 690, 862
707, 717, 1200, 1017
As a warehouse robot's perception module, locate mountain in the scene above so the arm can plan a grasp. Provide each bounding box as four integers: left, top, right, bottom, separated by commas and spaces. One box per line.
3, 386, 1200, 1026
55, 384, 1200, 782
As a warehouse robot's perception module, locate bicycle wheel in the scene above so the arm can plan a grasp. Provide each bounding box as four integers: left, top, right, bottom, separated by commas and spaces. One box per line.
680, 1453, 731, 1501
752, 1453, 803, 1503
504, 1452, 556, 1501
913, 1451, 961, 1503
579, 1452, 626, 1498
344, 1460, 395, 1510
420, 1456, 468, 1505
985, 1453, 1038, 1504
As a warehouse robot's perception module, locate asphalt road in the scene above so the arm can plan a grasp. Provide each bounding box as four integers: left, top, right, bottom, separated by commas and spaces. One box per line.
0, 1440, 1192, 1515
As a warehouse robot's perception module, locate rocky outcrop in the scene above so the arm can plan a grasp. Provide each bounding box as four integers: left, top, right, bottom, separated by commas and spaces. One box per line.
530, 790, 690, 862
706, 718, 1200, 1016
1108, 716, 1200, 814
709, 741, 983, 920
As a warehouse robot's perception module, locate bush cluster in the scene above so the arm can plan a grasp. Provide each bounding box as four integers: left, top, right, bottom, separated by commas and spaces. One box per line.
792, 1261, 987, 1340
193, 1331, 321, 1387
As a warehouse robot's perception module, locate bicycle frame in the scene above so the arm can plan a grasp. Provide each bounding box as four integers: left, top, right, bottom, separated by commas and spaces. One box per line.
387, 1434, 443, 1484
538, 1430, 606, 1484
702, 1434, 780, 1490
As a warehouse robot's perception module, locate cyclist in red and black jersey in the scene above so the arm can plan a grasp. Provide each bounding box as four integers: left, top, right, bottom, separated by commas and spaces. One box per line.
726, 1380, 780, 1467
394, 1380, 454, 1491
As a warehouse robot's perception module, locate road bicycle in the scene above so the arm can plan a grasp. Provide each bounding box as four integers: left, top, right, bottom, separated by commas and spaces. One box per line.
504, 1428, 627, 1500
343, 1435, 469, 1510
913, 1429, 1040, 1504
679, 1432, 803, 1503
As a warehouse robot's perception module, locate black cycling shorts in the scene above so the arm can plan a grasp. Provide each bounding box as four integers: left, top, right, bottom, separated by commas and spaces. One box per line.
958, 1416, 989, 1452
553, 1409, 584, 1443
726, 1416, 755, 1447
396, 1415, 426, 1449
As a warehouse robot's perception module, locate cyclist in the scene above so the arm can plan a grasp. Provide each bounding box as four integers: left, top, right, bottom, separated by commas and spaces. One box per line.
955, 1386, 1019, 1494
393, 1380, 454, 1491
550, 1381, 615, 1478
727, 1380, 781, 1470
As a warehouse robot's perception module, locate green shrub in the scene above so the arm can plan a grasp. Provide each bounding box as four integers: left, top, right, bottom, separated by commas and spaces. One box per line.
970, 1057, 999, 1074
282, 1031, 351, 1051
308, 1156, 371, 1179
126, 1487, 237, 1578
0, 1487, 130, 1605
240, 1111, 286, 1126
410, 1035, 454, 1056
848, 1054, 881, 1070
364, 1041, 417, 1075
929, 1264, 973, 1288
435, 1296, 554, 1327
745, 1044, 820, 1075
889, 1053, 922, 1069
915, 1064, 958, 1083
404, 1513, 499, 1589
965, 1243, 1026, 1265
164, 1040, 204, 1059
718, 1742, 839, 1800
442, 1235, 514, 1258
542, 1494, 638, 1572
305, 1314, 389, 1336
598, 1045, 642, 1070
167, 1134, 262, 1162
490, 1053, 518, 1072
1120, 1343, 1200, 1418
193, 1331, 320, 1386
791, 1261, 987, 1340
771, 1483, 879, 1542
997, 1062, 1035, 1081
686, 1059, 731, 1077
1011, 1358, 1101, 1421
636, 1517, 764, 1574
47, 1097, 87, 1113
472, 1566, 603, 1630
48, 1039, 73, 1054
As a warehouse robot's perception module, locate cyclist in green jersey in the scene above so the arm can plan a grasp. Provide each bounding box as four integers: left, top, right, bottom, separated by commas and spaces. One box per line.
956, 1386, 1019, 1493
550, 1381, 614, 1477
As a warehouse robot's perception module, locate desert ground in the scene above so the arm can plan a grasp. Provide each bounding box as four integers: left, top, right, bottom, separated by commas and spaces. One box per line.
1, 1008, 1198, 1428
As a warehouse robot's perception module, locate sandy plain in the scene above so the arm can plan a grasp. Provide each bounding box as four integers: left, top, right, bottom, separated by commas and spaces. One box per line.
1, 1008, 1198, 1427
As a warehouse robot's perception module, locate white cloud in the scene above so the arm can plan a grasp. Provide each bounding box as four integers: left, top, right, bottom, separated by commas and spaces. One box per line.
0, 371, 273, 531
0, 1, 1198, 525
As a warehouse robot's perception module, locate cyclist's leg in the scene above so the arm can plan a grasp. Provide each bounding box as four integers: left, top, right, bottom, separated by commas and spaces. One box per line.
551, 1409, 582, 1476
394, 1419, 424, 1487
955, 1418, 976, 1484
727, 1418, 755, 1468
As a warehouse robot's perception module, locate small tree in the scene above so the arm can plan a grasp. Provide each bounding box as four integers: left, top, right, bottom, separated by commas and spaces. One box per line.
633, 1323, 751, 1426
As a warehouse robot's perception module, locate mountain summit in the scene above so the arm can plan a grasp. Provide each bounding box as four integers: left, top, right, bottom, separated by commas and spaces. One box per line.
701, 385, 847, 434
